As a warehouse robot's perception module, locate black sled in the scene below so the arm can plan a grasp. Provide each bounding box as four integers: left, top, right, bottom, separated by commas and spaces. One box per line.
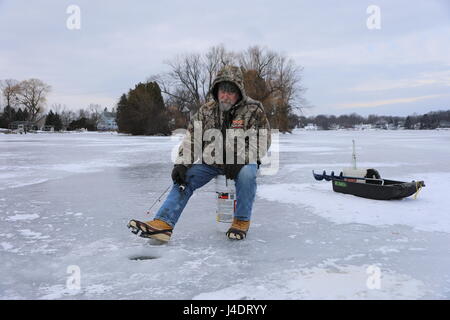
312, 169, 425, 200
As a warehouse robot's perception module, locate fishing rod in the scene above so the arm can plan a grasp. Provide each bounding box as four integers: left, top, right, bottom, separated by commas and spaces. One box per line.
146, 183, 186, 215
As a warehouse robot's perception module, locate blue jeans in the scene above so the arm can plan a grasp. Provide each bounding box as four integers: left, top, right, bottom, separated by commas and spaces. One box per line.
154, 164, 258, 228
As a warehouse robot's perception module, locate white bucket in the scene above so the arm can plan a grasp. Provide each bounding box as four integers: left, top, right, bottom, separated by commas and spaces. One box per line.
342, 168, 368, 183
215, 175, 236, 232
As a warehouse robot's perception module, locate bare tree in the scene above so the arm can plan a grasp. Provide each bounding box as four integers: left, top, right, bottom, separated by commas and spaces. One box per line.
88, 103, 102, 124
50, 103, 65, 114
0, 79, 21, 110
17, 79, 51, 122
78, 108, 88, 119
150, 53, 204, 113
202, 44, 238, 99
239, 45, 277, 80
239, 46, 304, 103
148, 44, 306, 132
239, 46, 306, 131
150, 44, 238, 113
60, 108, 76, 130
271, 54, 306, 131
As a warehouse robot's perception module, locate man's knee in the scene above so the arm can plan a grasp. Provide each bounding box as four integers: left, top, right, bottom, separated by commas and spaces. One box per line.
237, 164, 257, 182
185, 164, 218, 190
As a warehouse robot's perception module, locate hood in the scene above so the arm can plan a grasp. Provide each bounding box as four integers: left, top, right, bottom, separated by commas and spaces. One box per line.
210, 65, 247, 107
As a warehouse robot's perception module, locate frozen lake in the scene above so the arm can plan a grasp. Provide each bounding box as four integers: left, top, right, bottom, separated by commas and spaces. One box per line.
1, 130, 450, 299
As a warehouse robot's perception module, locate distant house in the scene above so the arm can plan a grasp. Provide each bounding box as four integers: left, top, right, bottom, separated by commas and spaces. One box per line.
329, 124, 341, 130
304, 123, 318, 130
439, 120, 450, 128
374, 120, 388, 129
387, 123, 397, 130
8, 121, 37, 132
97, 110, 118, 131
354, 124, 373, 130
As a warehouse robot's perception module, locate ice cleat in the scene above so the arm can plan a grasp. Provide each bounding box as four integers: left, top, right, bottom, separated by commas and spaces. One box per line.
127, 219, 173, 242
226, 218, 250, 240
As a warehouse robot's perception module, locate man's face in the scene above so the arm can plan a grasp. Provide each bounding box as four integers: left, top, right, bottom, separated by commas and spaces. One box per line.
217, 81, 240, 112
218, 88, 239, 107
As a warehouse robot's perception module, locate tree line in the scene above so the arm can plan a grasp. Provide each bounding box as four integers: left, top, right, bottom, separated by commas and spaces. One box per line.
2, 45, 306, 134
0, 98, 113, 132
404, 111, 450, 129
41, 104, 113, 131
116, 45, 306, 135
146, 44, 307, 134
291, 110, 450, 129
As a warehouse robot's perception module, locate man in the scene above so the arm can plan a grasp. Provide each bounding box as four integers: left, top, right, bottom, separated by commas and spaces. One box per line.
128, 65, 271, 242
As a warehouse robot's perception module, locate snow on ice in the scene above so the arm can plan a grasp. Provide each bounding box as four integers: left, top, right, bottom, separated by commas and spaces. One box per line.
1, 130, 450, 299
257, 172, 450, 233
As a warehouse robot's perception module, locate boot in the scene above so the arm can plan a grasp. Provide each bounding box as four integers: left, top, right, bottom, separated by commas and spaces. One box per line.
128, 219, 173, 242
226, 218, 250, 240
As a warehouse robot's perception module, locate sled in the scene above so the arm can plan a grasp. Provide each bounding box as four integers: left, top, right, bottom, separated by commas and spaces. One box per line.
312, 170, 425, 200
312, 140, 425, 200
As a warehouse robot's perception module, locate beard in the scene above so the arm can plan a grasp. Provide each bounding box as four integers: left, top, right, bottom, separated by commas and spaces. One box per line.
219, 100, 233, 112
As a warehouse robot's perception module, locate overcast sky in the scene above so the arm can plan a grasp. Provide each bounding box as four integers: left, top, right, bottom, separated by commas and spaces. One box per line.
1, 0, 449, 116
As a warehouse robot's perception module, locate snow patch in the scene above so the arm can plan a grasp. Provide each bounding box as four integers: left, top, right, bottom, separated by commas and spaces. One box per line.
0, 179, 50, 190
50, 161, 129, 174
1, 242, 19, 253
257, 172, 450, 233
39, 285, 81, 300
18, 229, 50, 240
374, 246, 401, 254
0, 233, 14, 239
343, 254, 366, 261
5, 213, 40, 221
193, 264, 426, 300
285, 161, 410, 171
280, 146, 341, 153
84, 284, 113, 296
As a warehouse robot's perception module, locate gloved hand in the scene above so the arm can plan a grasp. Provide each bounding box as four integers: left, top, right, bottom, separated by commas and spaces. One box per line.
224, 164, 244, 181
171, 165, 188, 185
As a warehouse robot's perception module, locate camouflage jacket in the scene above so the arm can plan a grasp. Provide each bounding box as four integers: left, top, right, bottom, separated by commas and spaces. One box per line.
175, 65, 271, 168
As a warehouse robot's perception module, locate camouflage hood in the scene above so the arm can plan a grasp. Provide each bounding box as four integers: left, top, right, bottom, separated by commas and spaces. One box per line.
210, 65, 247, 108
176, 65, 271, 168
